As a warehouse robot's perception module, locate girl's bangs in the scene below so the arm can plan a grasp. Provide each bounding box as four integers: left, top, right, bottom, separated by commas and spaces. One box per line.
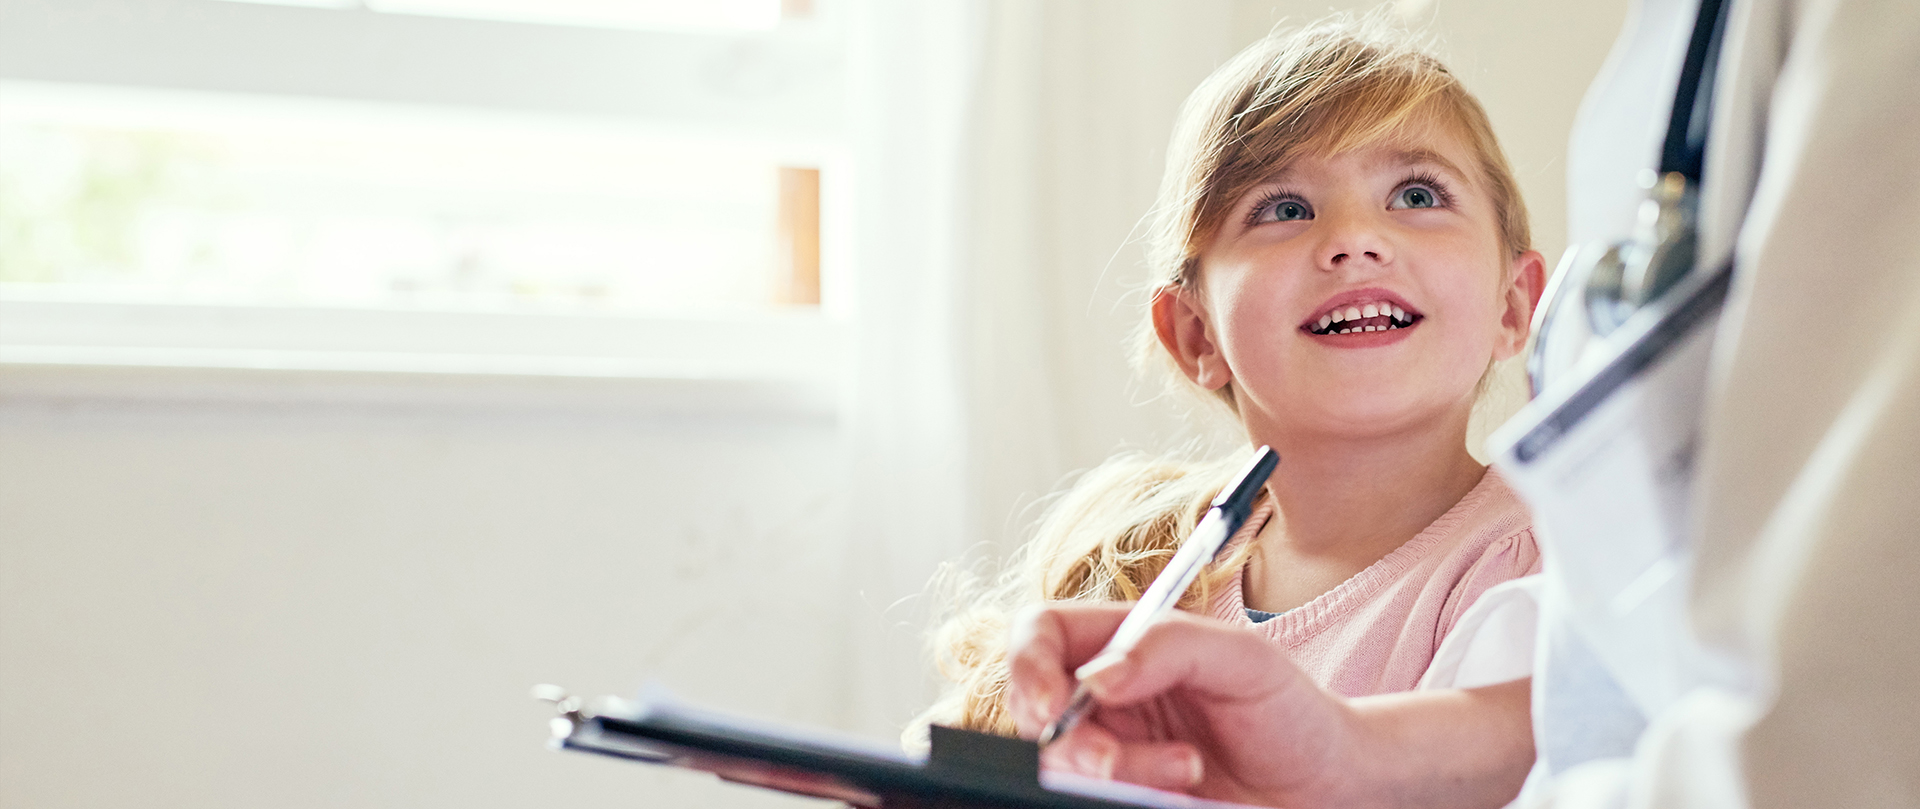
1196, 76, 1451, 253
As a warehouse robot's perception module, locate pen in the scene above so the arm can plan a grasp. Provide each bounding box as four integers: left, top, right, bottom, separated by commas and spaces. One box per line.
1037, 445, 1280, 748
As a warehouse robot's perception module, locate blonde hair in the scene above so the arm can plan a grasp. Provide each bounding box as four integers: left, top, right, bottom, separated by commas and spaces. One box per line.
911, 14, 1533, 744
1141, 13, 1531, 411
912, 454, 1254, 741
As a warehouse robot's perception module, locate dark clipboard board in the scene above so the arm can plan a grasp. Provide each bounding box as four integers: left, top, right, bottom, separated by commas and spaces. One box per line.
546, 690, 1257, 809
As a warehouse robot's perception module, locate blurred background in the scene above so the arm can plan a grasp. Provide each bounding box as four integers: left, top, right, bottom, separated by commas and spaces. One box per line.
0, 0, 1626, 806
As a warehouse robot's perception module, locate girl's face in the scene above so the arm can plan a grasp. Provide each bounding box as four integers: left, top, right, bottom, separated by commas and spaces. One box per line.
1155, 118, 1544, 446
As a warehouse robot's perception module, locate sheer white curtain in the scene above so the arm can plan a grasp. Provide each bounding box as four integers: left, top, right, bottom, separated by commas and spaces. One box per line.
835, 0, 1271, 735
957, 1, 1270, 557
832, 0, 977, 735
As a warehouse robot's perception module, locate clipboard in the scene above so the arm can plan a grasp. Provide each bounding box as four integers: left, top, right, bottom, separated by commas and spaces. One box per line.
541, 686, 1259, 809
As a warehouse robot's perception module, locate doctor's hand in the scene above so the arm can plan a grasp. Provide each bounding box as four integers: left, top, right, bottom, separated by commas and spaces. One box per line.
1005, 603, 1534, 809
1006, 604, 1349, 806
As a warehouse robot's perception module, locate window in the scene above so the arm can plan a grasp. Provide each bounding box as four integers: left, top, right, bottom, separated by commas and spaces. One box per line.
0, 0, 845, 404
234, 0, 790, 33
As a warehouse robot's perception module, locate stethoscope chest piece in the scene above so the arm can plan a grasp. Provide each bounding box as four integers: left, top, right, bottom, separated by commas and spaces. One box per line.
1531, 170, 1702, 394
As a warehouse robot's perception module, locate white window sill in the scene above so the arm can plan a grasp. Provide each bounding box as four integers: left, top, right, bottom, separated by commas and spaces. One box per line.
0, 300, 843, 417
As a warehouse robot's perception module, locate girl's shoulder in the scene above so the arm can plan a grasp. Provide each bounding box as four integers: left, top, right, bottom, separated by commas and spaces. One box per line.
1428, 467, 1535, 552
1430, 469, 1541, 636
1349, 467, 1538, 588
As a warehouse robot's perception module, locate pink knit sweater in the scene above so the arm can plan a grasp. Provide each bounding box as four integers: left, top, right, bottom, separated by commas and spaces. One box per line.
1205, 469, 1540, 697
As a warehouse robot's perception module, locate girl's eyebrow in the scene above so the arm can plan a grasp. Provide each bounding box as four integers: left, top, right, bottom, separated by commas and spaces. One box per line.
1377, 148, 1467, 179
1250, 148, 1468, 190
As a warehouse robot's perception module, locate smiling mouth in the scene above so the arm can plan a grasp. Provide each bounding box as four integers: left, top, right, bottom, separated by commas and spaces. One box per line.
1306, 302, 1423, 335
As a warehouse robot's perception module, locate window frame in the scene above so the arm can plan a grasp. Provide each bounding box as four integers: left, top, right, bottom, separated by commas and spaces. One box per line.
0, 0, 851, 411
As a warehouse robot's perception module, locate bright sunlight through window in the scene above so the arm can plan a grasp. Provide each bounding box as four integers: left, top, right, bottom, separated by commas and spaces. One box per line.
0, 81, 823, 315
211, 0, 788, 33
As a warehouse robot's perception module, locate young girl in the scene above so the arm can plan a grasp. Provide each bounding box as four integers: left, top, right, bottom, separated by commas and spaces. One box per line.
915, 15, 1548, 743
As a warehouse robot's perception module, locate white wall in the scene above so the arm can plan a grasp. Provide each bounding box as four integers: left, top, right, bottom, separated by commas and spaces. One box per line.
0, 393, 860, 808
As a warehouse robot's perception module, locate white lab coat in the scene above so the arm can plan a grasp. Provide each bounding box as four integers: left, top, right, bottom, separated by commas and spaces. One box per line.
1517, 0, 1920, 806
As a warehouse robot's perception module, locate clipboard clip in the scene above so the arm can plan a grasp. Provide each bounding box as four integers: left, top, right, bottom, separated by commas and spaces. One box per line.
926, 725, 1041, 786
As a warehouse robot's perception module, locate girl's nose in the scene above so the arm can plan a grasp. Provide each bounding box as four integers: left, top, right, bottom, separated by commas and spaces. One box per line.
1328, 247, 1385, 266
1317, 208, 1393, 270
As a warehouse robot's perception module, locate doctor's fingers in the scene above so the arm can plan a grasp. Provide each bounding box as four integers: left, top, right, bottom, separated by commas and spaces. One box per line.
1074, 612, 1311, 711
1038, 718, 1205, 791
1006, 603, 1135, 734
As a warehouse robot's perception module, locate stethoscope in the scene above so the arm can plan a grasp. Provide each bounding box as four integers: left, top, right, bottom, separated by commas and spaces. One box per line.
1528, 0, 1733, 395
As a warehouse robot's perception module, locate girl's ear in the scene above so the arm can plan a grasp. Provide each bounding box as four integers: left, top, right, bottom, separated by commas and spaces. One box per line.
1151, 285, 1233, 390
1494, 249, 1549, 360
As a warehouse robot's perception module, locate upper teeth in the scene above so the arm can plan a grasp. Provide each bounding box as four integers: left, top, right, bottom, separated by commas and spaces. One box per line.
1314, 302, 1413, 335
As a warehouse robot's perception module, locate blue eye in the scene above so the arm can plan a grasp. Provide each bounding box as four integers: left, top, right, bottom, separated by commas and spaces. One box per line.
1273, 200, 1311, 220
1253, 195, 1313, 224
1392, 185, 1441, 209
